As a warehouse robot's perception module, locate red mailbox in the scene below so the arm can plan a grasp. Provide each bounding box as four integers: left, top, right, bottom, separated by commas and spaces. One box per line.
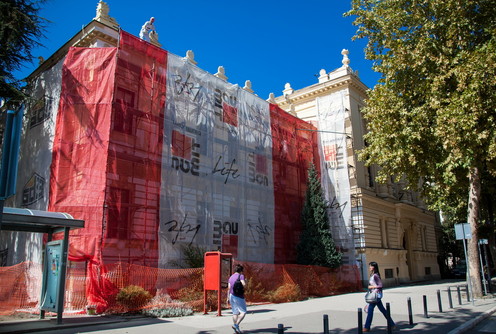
204, 251, 233, 315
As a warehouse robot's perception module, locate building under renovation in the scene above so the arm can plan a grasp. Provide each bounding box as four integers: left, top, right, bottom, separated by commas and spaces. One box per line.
1, 1, 440, 292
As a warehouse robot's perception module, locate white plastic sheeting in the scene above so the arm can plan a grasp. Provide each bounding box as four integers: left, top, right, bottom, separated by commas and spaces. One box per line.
160, 54, 275, 266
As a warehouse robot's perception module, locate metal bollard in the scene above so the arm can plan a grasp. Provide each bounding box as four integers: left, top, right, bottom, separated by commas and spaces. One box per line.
448, 287, 453, 308
437, 289, 443, 313
358, 308, 363, 334
423, 295, 429, 318
407, 297, 413, 325
277, 323, 284, 334
466, 284, 470, 302
323, 314, 329, 334
457, 286, 462, 305
386, 302, 392, 334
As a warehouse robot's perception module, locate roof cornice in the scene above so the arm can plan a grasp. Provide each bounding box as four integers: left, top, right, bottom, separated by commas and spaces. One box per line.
27, 20, 119, 81
275, 73, 368, 108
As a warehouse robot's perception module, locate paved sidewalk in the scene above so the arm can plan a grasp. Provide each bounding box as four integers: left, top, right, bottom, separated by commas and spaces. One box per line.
0, 280, 495, 333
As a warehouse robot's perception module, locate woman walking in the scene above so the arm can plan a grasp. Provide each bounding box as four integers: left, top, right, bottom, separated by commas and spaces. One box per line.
227, 264, 247, 333
364, 261, 396, 332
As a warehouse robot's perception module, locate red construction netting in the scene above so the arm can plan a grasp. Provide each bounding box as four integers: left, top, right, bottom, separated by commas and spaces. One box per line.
0, 261, 360, 316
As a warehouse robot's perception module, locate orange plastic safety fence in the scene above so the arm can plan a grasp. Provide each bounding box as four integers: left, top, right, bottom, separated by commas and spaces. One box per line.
0, 261, 360, 316
0, 262, 42, 315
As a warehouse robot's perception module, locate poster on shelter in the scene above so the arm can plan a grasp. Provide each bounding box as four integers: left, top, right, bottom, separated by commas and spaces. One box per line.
41, 240, 62, 312
159, 54, 275, 267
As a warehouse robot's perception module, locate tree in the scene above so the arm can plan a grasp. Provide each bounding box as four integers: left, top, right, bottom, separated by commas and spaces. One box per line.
0, 0, 47, 105
346, 0, 496, 297
297, 163, 342, 268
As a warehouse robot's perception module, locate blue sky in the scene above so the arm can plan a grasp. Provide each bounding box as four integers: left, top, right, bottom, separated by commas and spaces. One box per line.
16, 0, 380, 100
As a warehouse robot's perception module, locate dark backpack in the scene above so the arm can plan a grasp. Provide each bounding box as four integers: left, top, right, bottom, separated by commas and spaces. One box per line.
232, 274, 244, 298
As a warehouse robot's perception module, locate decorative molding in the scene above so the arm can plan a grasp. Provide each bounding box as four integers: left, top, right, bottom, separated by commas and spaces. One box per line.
74, 28, 118, 47
275, 77, 367, 108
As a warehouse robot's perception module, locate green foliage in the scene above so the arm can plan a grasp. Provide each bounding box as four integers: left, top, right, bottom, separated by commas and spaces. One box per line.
297, 163, 342, 268
170, 244, 206, 268
182, 244, 206, 268
116, 285, 152, 310
345, 0, 496, 211
346, 0, 496, 296
0, 0, 48, 103
437, 217, 464, 276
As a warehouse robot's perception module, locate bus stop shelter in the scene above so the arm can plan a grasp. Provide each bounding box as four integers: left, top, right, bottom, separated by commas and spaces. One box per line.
0, 207, 85, 324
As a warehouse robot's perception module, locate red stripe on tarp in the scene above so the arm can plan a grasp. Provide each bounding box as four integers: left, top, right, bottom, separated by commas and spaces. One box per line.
49, 47, 118, 256
101, 31, 167, 267
48, 47, 118, 309
269, 104, 320, 264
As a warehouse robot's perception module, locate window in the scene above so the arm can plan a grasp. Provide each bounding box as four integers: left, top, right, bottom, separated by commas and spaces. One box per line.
113, 87, 136, 134
366, 166, 374, 188
380, 218, 389, 248
384, 269, 394, 279
29, 96, 53, 129
106, 188, 130, 239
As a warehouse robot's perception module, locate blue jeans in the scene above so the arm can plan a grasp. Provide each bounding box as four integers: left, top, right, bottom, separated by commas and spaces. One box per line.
364, 298, 395, 329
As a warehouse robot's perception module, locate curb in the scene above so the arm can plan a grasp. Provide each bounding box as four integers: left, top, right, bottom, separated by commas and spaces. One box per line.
0, 316, 129, 334
447, 305, 496, 334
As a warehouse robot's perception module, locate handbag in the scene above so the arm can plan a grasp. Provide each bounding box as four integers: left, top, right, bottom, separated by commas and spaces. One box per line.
365, 290, 378, 303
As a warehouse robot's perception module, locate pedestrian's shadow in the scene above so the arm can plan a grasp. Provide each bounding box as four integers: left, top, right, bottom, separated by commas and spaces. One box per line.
249, 308, 276, 314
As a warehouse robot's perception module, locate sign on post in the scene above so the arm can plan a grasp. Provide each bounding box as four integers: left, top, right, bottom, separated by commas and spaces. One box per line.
454, 223, 474, 303
454, 223, 471, 240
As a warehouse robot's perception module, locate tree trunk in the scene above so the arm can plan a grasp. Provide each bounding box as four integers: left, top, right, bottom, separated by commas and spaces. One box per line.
467, 167, 483, 298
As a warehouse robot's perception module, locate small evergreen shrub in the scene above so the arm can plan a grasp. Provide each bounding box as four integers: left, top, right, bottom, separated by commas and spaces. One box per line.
116, 285, 152, 310
297, 163, 342, 268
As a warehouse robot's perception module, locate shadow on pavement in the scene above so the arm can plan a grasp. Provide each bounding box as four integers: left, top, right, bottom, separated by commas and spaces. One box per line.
249, 308, 276, 314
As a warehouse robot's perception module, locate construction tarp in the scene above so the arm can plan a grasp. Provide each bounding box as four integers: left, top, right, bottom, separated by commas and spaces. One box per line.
5, 31, 357, 310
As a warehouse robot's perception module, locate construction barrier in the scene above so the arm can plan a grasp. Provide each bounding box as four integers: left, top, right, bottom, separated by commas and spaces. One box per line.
0, 261, 360, 316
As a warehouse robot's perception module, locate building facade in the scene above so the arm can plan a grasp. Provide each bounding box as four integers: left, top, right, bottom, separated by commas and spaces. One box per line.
3, 3, 319, 271
1, 1, 440, 288
274, 51, 441, 285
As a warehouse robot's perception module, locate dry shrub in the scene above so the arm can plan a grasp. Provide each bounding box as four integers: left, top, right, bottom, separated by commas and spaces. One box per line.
245, 279, 268, 302
116, 285, 152, 311
176, 271, 220, 312
176, 270, 205, 312
177, 289, 222, 312
267, 283, 302, 303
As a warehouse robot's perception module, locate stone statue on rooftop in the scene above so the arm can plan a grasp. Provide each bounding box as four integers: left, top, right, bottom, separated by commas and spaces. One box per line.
341, 49, 350, 67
